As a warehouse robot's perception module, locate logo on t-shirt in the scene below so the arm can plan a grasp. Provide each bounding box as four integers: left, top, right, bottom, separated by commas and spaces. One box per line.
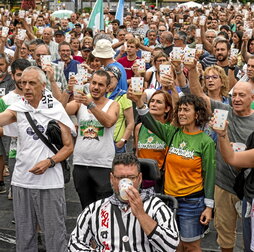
169, 141, 195, 159
26, 119, 45, 140
79, 119, 104, 141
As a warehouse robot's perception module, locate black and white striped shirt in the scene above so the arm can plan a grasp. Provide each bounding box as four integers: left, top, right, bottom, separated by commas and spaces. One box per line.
68, 196, 179, 252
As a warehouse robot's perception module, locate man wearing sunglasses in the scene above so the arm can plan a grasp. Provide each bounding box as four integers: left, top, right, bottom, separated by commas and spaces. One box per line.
68, 153, 179, 252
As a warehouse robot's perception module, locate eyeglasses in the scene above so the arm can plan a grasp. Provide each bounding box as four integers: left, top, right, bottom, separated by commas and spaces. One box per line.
113, 174, 140, 181
36, 53, 48, 57
156, 59, 167, 63
205, 75, 219, 80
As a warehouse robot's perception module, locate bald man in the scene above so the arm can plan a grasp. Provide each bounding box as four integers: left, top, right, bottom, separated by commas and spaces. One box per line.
188, 68, 254, 251
196, 81, 254, 252
42, 27, 60, 61
211, 82, 254, 252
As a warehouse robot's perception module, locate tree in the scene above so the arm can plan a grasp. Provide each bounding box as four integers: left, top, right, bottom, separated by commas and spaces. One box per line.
2, 0, 18, 9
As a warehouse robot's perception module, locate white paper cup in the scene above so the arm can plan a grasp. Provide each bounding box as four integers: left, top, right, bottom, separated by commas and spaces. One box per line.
73, 84, 84, 95
232, 142, 246, 152
58, 61, 65, 71
119, 178, 133, 201
131, 77, 144, 95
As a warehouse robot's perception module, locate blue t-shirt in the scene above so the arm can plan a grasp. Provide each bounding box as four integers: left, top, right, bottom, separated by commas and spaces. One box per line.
53, 59, 80, 81
107, 62, 128, 91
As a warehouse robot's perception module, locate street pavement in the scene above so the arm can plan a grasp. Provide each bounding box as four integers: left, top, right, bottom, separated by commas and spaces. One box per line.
0, 167, 244, 252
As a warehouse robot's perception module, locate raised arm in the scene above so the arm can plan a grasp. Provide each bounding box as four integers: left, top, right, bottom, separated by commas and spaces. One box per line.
228, 56, 238, 89
127, 189, 179, 251
241, 33, 252, 63
127, 88, 177, 144
185, 61, 211, 112
0, 109, 16, 126
75, 93, 119, 128
200, 25, 213, 54
213, 123, 254, 168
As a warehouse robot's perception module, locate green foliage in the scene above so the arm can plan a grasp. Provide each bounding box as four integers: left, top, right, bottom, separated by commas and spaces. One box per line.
82, 7, 92, 13
2, 0, 18, 8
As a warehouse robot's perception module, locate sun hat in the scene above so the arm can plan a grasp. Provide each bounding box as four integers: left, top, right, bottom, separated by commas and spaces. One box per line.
92, 39, 116, 58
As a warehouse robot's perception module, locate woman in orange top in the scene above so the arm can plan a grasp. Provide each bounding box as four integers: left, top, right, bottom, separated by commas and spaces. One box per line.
134, 90, 173, 191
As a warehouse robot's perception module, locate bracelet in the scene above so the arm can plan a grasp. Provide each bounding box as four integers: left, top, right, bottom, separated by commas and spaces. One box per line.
175, 69, 182, 75
66, 90, 73, 95
137, 104, 146, 109
87, 101, 96, 110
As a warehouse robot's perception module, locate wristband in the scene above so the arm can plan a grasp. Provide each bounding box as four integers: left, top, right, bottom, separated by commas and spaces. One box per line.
87, 101, 96, 110
228, 66, 235, 70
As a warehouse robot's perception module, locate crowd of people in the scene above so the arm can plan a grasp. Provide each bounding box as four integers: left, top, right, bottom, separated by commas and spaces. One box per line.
0, 1, 254, 251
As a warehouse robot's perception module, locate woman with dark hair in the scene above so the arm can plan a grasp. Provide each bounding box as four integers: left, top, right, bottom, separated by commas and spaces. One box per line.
83, 27, 93, 38
232, 31, 243, 50
81, 53, 102, 73
231, 31, 244, 67
248, 38, 254, 54
128, 92, 216, 252
145, 51, 169, 90
135, 90, 173, 190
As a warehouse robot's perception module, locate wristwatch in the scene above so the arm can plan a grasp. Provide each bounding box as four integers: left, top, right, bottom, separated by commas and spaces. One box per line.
87, 101, 96, 110
228, 66, 235, 70
47, 157, 56, 168
121, 138, 127, 144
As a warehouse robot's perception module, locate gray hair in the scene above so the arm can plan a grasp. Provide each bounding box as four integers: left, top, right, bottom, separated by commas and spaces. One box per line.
162, 31, 173, 43
35, 44, 51, 55
177, 31, 187, 44
205, 29, 218, 36
43, 27, 54, 36
22, 66, 47, 84
93, 33, 113, 46
147, 29, 158, 36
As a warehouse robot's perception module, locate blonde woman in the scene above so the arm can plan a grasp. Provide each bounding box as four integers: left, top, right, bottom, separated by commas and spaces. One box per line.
203, 65, 230, 104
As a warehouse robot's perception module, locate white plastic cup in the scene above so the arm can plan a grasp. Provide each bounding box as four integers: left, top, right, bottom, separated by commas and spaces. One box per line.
119, 178, 133, 201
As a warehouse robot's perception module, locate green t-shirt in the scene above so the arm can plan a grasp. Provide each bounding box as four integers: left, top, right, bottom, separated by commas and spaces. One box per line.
0, 91, 22, 158
251, 101, 254, 109
107, 93, 132, 142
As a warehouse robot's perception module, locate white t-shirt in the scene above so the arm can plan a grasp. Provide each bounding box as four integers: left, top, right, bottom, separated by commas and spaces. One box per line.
73, 99, 115, 168
5, 90, 76, 189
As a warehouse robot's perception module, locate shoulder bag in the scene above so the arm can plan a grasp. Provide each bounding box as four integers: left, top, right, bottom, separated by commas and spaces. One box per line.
25, 112, 70, 184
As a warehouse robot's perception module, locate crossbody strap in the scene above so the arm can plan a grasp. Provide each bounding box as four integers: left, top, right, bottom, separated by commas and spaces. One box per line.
25, 112, 58, 155
112, 204, 131, 252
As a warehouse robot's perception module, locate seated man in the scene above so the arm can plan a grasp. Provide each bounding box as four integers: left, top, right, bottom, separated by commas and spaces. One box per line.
68, 153, 179, 252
